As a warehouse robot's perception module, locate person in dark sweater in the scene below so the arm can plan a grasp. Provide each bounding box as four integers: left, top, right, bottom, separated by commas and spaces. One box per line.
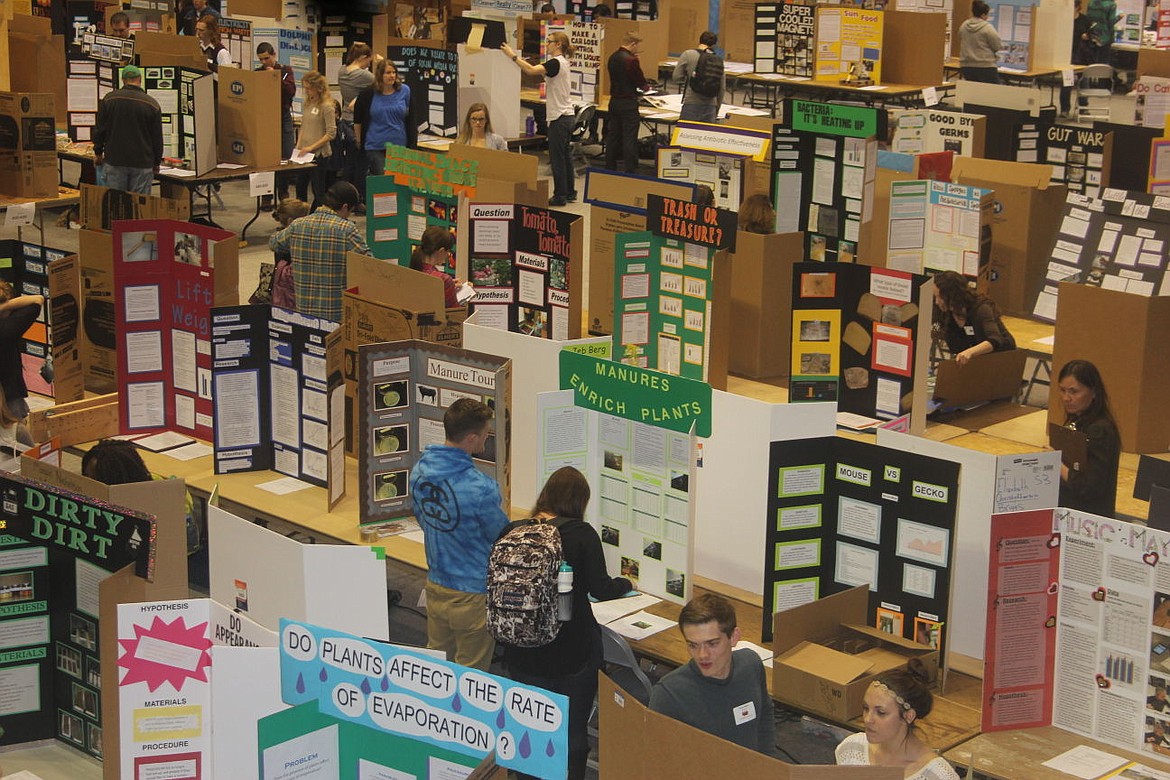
605, 30, 648, 173
0, 283, 44, 420
500, 466, 632, 780
650, 593, 776, 756
1057, 359, 1121, 518
932, 270, 1015, 365
92, 64, 163, 195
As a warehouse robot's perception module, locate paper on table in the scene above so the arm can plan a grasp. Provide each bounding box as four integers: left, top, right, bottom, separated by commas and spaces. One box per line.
3, 771, 49, 780
163, 441, 213, 461
158, 167, 197, 177
592, 592, 661, 625
1040, 746, 1128, 779
736, 640, 774, 668
401, 529, 427, 545
836, 412, 883, 430
135, 431, 196, 451
1033, 335, 1055, 346
256, 476, 315, 495
607, 610, 676, 641
216, 162, 247, 169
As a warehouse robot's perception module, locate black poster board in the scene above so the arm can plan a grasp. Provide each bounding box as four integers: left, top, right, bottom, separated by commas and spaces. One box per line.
388, 44, 459, 138
0, 474, 154, 757
762, 436, 960, 654
753, 1, 815, 77
1093, 120, 1161, 192
1013, 122, 1111, 198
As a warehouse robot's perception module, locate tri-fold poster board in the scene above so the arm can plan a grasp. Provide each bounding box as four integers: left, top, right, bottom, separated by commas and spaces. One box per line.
357, 340, 511, 526
366, 177, 459, 265
210, 305, 347, 507
813, 7, 883, 83
142, 66, 216, 176
886, 179, 992, 277
1013, 122, 1112, 199
753, 0, 816, 78
113, 220, 238, 442
389, 43, 460, 138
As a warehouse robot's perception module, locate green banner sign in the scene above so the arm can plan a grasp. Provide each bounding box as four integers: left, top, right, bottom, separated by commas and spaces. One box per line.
559, 350, 712, 437
789, 100, 880, 138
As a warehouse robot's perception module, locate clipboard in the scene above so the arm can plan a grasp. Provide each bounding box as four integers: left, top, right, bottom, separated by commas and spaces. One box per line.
447, 17, 506, 49
1049, 422, 1088, 473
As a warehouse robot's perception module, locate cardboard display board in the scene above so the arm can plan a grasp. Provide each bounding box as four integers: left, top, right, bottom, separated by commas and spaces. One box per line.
6, 15, 67, 126
357, 340, 511, 525
143, 66, 216, 175
389, 42, 459, 138
656, 147, 745, 211
762, 436, 961, 656
112, 219, 238, 441
1031, 190, 1170, 323
342, 253, 468, 454
1030, 0, 1075, 70
988, 0, 1036, 71
772, 101, 884, 263
466, 202, 583, 340
583, 170, 696, 336
890, 108, 987, 157
456, 43, 523, 139
216, 66, 281, 168
1050, 282, 1170, 454
449, 143, 548, 205
208, 505, 391, 638
891, 0, 955, 60
318, 13, 383, 85
1094, 120, 1161, 192
813, 7, 883, 84
885, 179, 993, 277
1013, 122, 1112, 198
251, 26, 314, 117
0, 90, 57, 199
0, 472, 156, 758
366, 177, 459, 264
753, 0, 816, 78
65, 53, 117, 145
788, 261, 930, 424
881, 10, 946, 86
117, 599, 277, 780
132, 31, 205, 71
538, 376, 700, 605
0, 242, 83, 403
728, 231, 802, 379
211, 305, 346, 507
275, 619, 569, 778
544, 18, 604, 105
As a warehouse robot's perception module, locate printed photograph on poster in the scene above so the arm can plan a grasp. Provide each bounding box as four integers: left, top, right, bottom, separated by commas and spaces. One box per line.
121, 231, 158, 262
86, 656, 101, 690
69, 614, 96, 651
373, 425, 409, 456
1148, 676, 1170, 715
658, 333, 681, 375
518, 307, 546, 336
604, 450, 624, 471
903, 562, 937, 598
1153, 593, 1170, 629
800, 319, 832, 342
416, 384, 439, 406
643, 538, 663, 560
621, 556, 640, 581
602, 526, 620, 546
428, 199, 449, 221
914, 616, 941, 648
373, 380, 409, 411
59, 710, 83, 745
835, 540, 879, 591
549, 259, 568, 290
374, 470, 408, 501
57, 643, 82, 678
801, 272, 836, 297
800, 352, 832, 374
173, 232, 203, 265
666, 568, 685, 598
87, 723, 102, 758
896, 518, 950, 567
1143, 715, 1170, 756
876, 607, 904, 636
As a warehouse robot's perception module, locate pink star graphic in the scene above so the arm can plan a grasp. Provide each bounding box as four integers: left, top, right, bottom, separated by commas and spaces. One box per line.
117, 616, 212, 692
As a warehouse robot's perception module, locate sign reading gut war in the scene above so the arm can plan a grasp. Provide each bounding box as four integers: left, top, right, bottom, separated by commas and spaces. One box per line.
279, 619, 569, 778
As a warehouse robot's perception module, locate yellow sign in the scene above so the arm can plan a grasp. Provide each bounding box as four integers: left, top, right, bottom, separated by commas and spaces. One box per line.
814, 7, 884, 85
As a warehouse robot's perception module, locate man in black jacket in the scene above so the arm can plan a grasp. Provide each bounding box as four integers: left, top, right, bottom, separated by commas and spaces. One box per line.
605, 31, 648, 173
93, 65, 163, 195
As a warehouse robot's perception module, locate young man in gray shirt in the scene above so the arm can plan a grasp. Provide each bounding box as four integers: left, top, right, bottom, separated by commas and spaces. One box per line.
650, 593, 777, 755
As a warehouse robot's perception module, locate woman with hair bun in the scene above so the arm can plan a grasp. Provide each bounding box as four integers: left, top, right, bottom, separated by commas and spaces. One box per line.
1056, 359, 1121, 518
835, 668, 960, 779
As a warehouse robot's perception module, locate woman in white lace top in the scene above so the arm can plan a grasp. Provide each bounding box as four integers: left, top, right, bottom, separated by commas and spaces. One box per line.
834, 668, 960, 780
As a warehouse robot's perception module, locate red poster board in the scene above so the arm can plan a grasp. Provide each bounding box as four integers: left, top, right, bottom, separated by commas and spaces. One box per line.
113, 220, 234, 441
982, 509, 1061, 732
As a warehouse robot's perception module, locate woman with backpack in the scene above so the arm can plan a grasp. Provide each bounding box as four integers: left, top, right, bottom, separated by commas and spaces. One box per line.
497, 467, 632, 780
673, 31, 724, 123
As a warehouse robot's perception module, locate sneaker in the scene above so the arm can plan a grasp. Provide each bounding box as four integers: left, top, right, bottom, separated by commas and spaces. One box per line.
567, 192, 578, 203
549, 196, 568, 206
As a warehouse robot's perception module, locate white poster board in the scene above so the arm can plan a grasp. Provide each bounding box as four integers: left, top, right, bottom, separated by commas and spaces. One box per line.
456, 44, 523, 140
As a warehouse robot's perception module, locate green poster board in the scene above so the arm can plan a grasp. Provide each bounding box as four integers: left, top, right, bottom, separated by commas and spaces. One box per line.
364, 176, 458, 267
612, 231, 715, 382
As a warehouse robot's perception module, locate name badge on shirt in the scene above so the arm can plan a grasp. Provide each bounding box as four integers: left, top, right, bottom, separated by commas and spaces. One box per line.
733, 701, 757, 725
964, 325, 975, 335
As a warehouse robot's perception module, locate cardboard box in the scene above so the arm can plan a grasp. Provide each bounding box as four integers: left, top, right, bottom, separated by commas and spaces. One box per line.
78, 229, 118, 393
0, 91, 58, 199
728, 230, 801, 379
771, 586, 939, 723
342, 253, 468, 454
933, 349, 1027, 407
952, 157, 1066, 317
6, 15, 67, 125
217, 66, 281, 169
133, 31, 205, 70
448, 143, 549, 206
79, 183, 191, 231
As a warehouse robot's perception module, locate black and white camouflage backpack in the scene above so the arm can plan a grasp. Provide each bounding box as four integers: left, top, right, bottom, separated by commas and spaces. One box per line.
486, 518, 565, 648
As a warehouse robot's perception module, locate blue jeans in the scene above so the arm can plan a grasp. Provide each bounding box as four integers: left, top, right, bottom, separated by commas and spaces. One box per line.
103, 165, 153, 194
680, 102, 718, 123
547, 113, 575, 200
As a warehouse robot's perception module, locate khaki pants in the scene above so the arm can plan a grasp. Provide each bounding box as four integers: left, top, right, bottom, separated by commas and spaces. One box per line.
425, 581, 494, 671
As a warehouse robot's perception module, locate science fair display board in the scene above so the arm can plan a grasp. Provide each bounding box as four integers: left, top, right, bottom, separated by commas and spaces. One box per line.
772, 101, 885, 263
117, 598, 277, 780
0, 472, 155, 759
886, 179, 992, 277
357, 341, 511, 526
466, 202, 583, 340
366, 177, 460, 265
113, 220, 238, 442
813, 7, 884, 84
0, 241, 83, 402
1032, 190, 1170, 323
210, 305, 346, 506
273, 619, 569, 778
656, 148, 745, 211
983, 509, 1170, 765
889, 109, 986, 157
788, 262, 929, 424
66, 38, 118, 143
761, 436, 960, 652
252, 26, 315, 117
389, 43, 460, 138
545, 18, 605, 104
318, 13, 382, 86
613, 196, 734, 386
540, 351, 710, 605
754, 0, 816, 77
141, 66, 217, 176
1013, 122, 1112, 198
988, 0, 1034, 71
